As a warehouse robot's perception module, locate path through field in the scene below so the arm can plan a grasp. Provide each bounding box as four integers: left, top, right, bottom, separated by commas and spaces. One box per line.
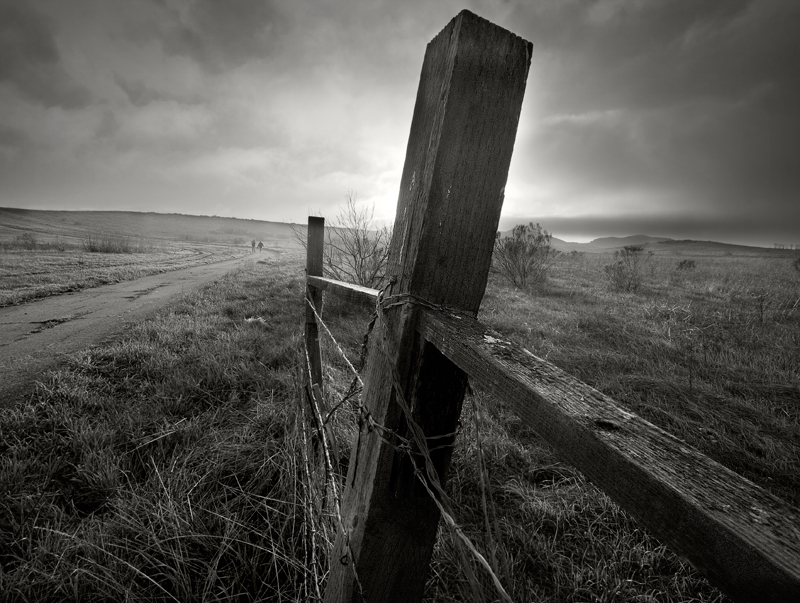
0, 252, 278, 407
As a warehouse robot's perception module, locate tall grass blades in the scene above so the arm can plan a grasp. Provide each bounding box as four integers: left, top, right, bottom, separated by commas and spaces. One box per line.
0, 262, 318, 601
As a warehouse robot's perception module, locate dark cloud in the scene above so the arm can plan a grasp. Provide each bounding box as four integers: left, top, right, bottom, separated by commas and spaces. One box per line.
1, 1, 796, 246
114, 74, 163, 107
145, 0, 286, 72
521, 0, 755, 111
95, 109, 119, 139
508, 0, 799, 244
114, 73, 204, 107
0, 1, 91, 108
0, 123, 26, 147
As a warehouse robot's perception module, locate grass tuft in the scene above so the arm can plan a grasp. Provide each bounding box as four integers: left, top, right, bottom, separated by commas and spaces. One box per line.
82, 233, 162, 254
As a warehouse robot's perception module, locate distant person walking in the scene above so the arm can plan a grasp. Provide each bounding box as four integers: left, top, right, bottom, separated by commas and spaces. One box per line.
251, 239, 256, 253
257, 241, 264, 252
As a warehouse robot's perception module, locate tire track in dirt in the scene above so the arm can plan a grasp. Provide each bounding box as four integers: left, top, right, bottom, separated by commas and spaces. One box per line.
0, 253, 277, 407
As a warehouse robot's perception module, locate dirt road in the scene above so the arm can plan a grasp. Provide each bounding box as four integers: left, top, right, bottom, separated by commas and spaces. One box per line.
0, 253, 274, 407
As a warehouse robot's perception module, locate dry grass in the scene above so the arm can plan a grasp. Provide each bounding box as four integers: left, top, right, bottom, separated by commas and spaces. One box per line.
0, 208, 303, 306
1, 247, 797, 601
0, 244, 244, 307
1, 260, 314, 601
481, 250, 800, 506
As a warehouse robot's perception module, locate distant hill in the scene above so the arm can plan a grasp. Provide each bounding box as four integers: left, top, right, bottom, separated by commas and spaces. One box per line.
641, 239, 796, 257
500, 227, 790, 257
587, 235, 674, 249
0, 208, 301, 248
511, 233, 674, 253
549, 237, 590, 253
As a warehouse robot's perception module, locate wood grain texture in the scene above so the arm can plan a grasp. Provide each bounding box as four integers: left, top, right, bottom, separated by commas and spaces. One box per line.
324, 10, 531, 603
305, 217, 325, 393
417, 308, 800, 603
387, 11, 531, 313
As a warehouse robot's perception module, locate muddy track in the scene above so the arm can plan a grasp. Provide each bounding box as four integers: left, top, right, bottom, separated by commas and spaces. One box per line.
0, 253, 274, 407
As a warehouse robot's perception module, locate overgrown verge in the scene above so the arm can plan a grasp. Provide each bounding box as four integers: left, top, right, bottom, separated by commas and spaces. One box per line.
0, 261, 313, 601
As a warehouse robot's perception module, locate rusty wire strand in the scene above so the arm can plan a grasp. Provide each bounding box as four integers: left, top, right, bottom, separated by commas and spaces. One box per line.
302, 343, 366, 601
305, 277, 513, 602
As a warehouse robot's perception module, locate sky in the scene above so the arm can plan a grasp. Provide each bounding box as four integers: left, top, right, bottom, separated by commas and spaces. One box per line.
0, 0, 798, 247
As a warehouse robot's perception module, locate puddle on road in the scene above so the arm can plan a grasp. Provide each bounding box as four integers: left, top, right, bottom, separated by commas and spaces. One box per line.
124, 285, 162, 301
29, 313, 87, 333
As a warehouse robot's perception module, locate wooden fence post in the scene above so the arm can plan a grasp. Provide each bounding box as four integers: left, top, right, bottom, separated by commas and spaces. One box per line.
324, 10, 531, 603
305, 217, 325, 397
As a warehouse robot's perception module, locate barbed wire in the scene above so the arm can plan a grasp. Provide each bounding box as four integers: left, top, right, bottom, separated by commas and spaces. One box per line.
303, 283, 513, 601
302, 343, 366, 601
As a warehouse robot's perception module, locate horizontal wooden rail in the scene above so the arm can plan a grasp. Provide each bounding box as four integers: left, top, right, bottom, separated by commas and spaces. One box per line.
416, 307, 800, 602
307, 275, 378, 306
307, 267, 800, 601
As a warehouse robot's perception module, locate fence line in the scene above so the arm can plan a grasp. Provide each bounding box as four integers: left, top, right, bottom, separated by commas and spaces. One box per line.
300, 9, 800, 603
306, 252, 800, 603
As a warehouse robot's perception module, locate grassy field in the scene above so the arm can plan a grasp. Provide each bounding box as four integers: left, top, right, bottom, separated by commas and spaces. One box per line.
1, 241, 798, 601
0, 208, 303, 306
0, 245, 247, 307
483, 250, 800, 507
0, 208, 299, 248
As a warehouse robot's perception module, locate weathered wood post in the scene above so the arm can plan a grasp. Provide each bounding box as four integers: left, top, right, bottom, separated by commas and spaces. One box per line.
325, 11, 531, 603
305, 217, 325, 397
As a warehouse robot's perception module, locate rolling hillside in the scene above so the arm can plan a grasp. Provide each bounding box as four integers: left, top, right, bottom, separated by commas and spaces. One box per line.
0, 207, 300, 247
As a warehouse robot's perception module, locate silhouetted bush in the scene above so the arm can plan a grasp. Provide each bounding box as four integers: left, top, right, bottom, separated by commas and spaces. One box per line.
293, 192, 392, 289
604, 245, 651, 291
492, 222, 560, 288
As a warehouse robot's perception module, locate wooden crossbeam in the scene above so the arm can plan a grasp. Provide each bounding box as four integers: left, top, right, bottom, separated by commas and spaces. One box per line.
307, 275, 378, 307
417, 307, 800, 603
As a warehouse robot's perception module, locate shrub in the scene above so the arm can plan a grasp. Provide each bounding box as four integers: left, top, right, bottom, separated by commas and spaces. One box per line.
492, 222, 559, 288
325, 193, 391, 288
82, 234, 158, 253
15, 233, 38, 249
603, 245, 651, 291
294, 192, 392, 289
83, 233, 132, 253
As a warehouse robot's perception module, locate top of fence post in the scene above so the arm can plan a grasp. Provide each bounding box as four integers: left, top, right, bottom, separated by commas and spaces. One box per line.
387, 9, 531, 314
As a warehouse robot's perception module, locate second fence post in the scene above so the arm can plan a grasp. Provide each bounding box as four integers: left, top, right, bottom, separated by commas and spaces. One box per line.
325, 10, 531, 603
305, 216, 325, 398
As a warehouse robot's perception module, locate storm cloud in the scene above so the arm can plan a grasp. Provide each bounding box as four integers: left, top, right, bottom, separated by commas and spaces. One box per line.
0, 1, 91, 108
0, 0, 797, 247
